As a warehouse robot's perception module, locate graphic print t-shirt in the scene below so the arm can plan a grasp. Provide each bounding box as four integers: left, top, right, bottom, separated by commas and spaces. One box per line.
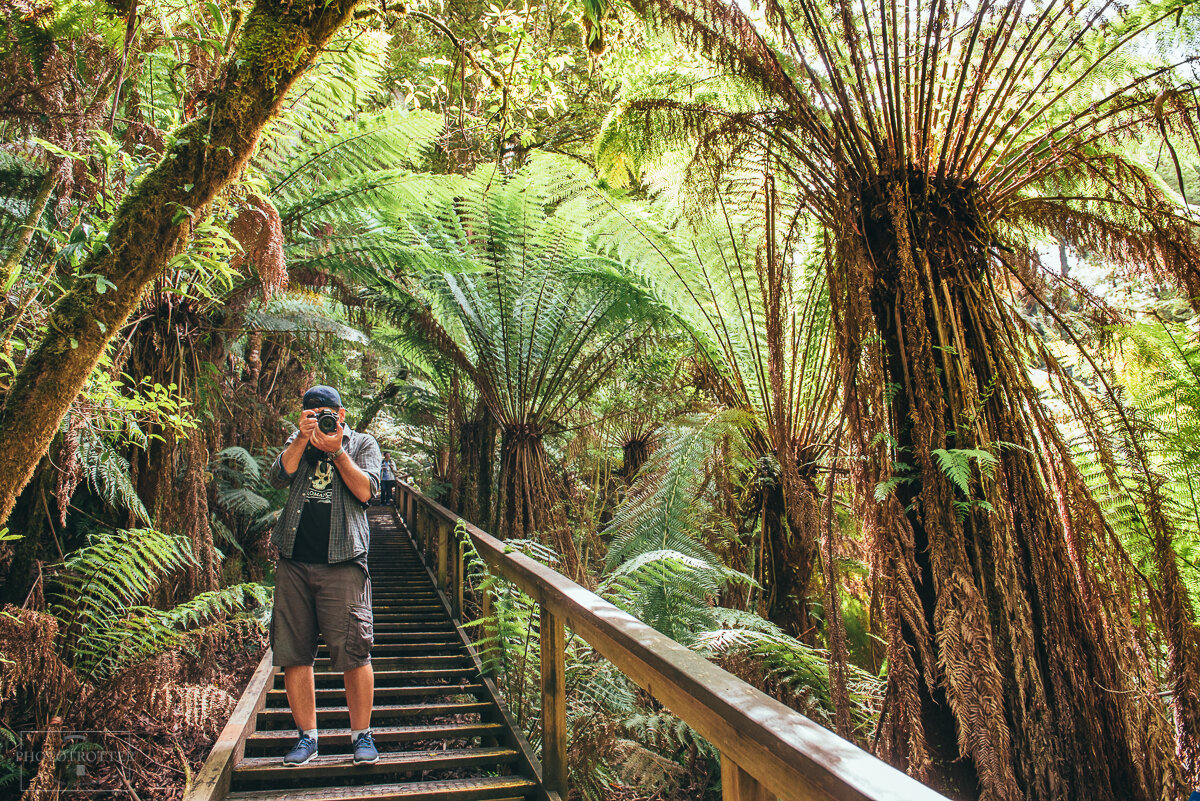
291, 458, 336, 562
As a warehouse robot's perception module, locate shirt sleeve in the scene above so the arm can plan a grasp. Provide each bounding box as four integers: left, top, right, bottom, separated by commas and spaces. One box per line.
354, 434, 383, 499
267, 430, 301, 489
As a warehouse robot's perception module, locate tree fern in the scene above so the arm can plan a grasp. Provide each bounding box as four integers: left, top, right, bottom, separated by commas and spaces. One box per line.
598, 549, 755, 646
692, 609, 884, 742
46, 529, 269, 682
603, 410, 753, 570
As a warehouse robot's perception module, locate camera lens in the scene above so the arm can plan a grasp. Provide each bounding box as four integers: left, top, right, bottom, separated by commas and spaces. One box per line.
317, 412, 339, 434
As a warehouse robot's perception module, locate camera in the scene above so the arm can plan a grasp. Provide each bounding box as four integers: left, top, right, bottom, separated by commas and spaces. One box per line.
315, 409, 340, 435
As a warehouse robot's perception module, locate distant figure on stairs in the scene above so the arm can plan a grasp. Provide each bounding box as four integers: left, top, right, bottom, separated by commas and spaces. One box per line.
267, 385, 383, 767
379, 453, 396, 506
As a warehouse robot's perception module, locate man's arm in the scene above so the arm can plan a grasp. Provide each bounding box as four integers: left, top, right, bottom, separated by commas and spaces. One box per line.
331, 451, 373, 504
268, 431, 302, 488
269, 412, 319, 487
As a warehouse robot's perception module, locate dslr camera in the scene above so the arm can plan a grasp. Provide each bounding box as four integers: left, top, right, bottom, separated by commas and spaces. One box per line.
315, 409, 340, 435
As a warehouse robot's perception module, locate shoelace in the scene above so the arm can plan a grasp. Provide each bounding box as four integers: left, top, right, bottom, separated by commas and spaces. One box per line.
355, 732, 374, 748
294, 736, 316, 751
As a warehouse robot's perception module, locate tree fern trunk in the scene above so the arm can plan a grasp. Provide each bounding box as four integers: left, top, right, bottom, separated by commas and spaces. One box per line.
619, 437, 650, 481
495, 426, 580, 578
833, 177, 1180, 801
459, 401, 496, 524
0, 0, 364, 528
776, 469, 821, 643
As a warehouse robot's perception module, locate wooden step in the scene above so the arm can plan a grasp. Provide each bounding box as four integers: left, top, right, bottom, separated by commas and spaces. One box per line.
312, 656, 471, 671
372, 587, 439, 594
225, 775, 537, 800
366, 619, 455, 629
316, 642, 466, 656
255, 701, 492, 727
290, 668, 481, 687
339, 631, 460, 643
244, 722, 505, 755
232, 746, 519, 782
371, 606, 445, 614
265, 684, 484, 706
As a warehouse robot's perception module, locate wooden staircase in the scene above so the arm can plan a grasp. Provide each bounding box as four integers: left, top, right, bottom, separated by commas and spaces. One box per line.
219, 508, 542, 801
192, 488, 950, 801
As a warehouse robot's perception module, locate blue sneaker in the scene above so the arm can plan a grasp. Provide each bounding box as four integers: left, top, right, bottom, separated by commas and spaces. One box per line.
353, 731, 378, 765
282, 735, 318, 766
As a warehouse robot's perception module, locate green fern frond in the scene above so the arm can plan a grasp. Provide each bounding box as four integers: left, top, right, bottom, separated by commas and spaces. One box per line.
604, 410, 753, 571
75, 427, 152, 524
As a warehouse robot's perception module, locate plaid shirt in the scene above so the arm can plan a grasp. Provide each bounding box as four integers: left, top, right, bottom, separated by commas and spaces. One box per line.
268, 425, 382, 563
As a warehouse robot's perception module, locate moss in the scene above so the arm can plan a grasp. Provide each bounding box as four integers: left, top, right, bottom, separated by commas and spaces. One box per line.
236, 14, 313, 88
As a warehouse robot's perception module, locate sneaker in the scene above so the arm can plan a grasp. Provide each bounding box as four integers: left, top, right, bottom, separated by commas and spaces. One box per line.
353, 731, 378, 765
282, 735, 318, 766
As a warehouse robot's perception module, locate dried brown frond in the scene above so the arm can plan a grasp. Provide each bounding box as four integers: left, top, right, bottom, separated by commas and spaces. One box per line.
230, 193, 288, 301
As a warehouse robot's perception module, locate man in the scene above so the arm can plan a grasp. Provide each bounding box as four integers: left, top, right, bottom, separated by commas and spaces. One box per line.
379, 453, 397, 505
267, 385, 382, 767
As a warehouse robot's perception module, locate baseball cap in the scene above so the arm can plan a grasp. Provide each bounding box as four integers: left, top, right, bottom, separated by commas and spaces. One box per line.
302, 385, 344, 410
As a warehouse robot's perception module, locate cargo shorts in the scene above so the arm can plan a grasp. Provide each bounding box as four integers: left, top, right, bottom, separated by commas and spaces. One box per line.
270, 558, 373, 672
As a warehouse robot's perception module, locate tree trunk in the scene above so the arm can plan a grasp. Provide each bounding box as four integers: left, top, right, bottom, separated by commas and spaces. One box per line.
0, 0, 364, 529
0, 456, 57, 605
495, 425, 580, 578
763, 473, 820, 642
459, 400, 496, 524
1, 166, 58, 295
358, 374, 405, 432
831, 178, 1178, 801
619, 437, 651, 481
182, 430, 216, 595
1143, 494, 1200, 784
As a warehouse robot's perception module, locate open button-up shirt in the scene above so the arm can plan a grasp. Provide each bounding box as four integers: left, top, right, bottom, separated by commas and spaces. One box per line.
268, 425, 382, 563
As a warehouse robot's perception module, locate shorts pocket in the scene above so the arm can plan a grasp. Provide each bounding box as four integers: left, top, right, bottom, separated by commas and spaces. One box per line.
345, 602, 373, 661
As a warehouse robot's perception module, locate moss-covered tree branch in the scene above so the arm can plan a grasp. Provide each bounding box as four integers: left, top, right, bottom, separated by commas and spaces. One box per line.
0, 0, 363, 528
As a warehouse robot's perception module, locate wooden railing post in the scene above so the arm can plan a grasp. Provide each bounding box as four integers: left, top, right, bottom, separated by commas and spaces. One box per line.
437, 520, 449, 592
721, 753, 774, 801
422, 506, 432, 558
455, 535, 465, 621
540, 605, 567, 796
412, 502, 421, 555
480, 585, 495, 664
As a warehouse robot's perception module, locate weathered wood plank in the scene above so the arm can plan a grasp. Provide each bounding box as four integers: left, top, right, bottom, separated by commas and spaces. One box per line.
183, 650, 276, 801
539, 606, 567, 796
234, 746, 519, 778
722, 752, 775, 801
224, 775, 537, 801
437, 520, 450, 593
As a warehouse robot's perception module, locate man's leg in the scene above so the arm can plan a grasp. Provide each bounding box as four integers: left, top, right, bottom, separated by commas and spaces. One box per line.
345, 663, 374, 730
314, 561, 376, 759
271, 559, 321, 764
285, 665, 317, 731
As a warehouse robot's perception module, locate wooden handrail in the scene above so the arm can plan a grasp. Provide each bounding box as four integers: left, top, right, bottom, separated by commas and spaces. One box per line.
395, 482, 951, 801
184, 650, 276, 801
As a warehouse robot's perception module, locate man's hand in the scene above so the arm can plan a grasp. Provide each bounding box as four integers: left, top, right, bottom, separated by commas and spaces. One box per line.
280, 411, 325, 476
298, 410, 319, 440
310, 422, 343, 453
